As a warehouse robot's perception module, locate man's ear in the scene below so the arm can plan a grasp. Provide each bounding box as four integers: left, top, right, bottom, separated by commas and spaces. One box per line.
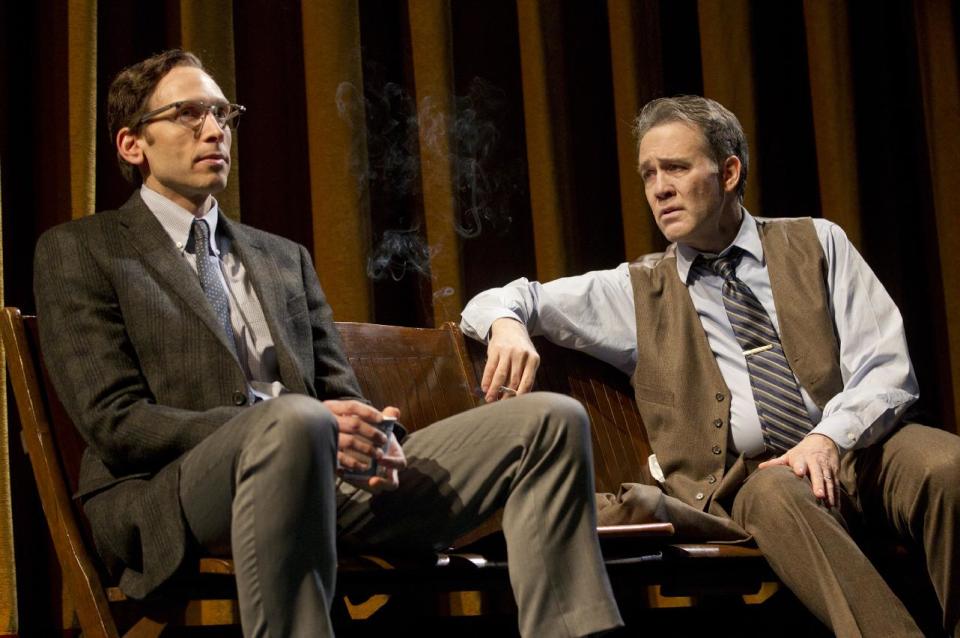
116, 127, 146, 167
721, 155, 741, 194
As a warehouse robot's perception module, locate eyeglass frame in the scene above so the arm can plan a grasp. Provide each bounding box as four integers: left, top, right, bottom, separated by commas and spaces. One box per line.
135, 100, 246, 137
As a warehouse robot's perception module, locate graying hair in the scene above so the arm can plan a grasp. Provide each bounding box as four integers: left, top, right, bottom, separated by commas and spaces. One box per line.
634, 95, 749, 201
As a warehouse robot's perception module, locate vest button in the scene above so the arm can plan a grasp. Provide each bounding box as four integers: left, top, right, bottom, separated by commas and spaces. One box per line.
232, 391, 248, 406
713, 418, 723, 428
715, 393, 725, 402
706, 474, 717, 484
695, 492, 704, 500
711, 445, 722, 455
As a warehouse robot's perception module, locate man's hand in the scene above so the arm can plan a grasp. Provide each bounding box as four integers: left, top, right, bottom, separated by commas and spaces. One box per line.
481, 318, 540, 403
323, 400, 407, 492
758, 433, 841, 507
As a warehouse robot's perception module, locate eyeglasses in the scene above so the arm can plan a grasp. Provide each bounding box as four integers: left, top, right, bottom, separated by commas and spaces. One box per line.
136, 100, 246, 137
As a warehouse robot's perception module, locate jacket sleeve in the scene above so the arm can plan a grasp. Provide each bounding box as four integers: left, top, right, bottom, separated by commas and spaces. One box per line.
298, 243, 368, 403
34, 223, 244, 475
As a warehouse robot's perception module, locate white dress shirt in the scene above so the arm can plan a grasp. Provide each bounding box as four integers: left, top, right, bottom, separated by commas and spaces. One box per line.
140, 185, 286, 400
460, 211, 918, 457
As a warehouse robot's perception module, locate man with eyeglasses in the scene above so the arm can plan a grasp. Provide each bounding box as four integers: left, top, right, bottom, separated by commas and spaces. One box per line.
33, 50, 622, 637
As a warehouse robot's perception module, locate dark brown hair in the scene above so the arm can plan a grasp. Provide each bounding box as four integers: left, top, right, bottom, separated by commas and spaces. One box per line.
107, 49, 205, 183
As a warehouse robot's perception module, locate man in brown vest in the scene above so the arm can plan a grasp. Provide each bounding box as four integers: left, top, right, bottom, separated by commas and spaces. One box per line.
461, 95, 960, 637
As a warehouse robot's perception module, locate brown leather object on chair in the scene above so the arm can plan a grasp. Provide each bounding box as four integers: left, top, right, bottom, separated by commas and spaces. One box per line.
1, 308, 239, 637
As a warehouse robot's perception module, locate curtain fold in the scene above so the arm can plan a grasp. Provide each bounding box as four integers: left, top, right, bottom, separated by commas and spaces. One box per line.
301, 0, 373, 322
67, 0, 98, 220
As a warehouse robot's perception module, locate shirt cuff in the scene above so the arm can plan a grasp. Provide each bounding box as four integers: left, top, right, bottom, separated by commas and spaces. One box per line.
461, 309, 524, 343
810, 412, 864, 452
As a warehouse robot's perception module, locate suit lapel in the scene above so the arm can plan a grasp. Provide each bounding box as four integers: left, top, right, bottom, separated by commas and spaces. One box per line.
222, 218, 308, 394
118, 193, 241, 359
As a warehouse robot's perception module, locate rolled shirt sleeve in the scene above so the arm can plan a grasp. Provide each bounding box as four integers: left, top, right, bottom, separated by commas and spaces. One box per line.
810, 221, 918, 451
460, 264, 639, 376
461, 218, 919, 454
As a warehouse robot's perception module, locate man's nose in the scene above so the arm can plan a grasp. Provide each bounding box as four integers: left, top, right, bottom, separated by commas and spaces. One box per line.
654, 173, 674, 199
197, 111, 226, 141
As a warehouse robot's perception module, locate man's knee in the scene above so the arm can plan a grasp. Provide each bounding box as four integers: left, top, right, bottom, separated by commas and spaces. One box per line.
887, 424, 960, 502
243, 395, 339, 471
515, 392, 590, 445
734, 466, 824, 531
914, 434, 960, 502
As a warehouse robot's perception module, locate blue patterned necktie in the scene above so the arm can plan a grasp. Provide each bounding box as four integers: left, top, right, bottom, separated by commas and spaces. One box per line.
697, 247, 813, 454
192, 219, 237, 354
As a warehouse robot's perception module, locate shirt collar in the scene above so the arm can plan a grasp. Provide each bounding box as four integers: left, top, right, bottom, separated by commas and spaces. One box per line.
675, 207, 763, 284
140, 185, 221, 256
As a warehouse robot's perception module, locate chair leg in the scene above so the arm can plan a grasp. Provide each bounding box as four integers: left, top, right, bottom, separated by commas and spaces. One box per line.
120, 617, 167, 638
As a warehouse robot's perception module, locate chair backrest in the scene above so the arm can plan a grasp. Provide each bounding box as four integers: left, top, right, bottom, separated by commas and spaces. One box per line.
335, 321, 482, 432
0, 308, 118, 638
465, 335, 654, 492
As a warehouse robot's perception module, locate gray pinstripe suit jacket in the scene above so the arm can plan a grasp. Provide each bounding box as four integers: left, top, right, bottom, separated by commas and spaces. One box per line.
34, 192, 365, 598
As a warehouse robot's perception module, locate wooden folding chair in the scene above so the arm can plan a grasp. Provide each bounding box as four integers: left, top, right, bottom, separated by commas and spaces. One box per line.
0, 312, 527, 633
1, 308, 239, 637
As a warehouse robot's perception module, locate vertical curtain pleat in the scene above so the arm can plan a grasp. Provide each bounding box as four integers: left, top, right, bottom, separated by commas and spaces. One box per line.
301, 0, 373, 322
803, 0, 862, 249
179, 0, 241, 220
67, 0, 97, 220
914, 0, 960, 430
408, 0, 465, 325
516, 0, 574, 281
607, 0, 664, 260
697, 0, 762, 215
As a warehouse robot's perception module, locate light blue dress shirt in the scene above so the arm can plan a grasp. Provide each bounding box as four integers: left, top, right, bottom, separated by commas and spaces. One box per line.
460, 210, 918, 457
140, 185, 286, 400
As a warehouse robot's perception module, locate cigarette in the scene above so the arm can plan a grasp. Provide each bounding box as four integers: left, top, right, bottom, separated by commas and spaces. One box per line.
498, 385, 517, 397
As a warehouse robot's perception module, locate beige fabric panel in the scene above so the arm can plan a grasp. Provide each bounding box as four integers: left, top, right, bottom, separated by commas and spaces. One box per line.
516, 0, 572, 281
301, 1, 373, 322
180, 0, 241, 220
697, 0, 761, 215
409, 0, 465, 325
802, 0, 862, 248
914, 0, 960, 433
68, 0, 97, 220
607, 0, 662, 260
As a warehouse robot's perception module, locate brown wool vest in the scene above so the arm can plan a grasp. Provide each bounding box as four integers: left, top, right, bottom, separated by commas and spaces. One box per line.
629, 217, 844, 511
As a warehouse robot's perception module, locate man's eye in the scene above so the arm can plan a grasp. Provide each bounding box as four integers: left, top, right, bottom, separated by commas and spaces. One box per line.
178, 104, 204, 121
212, 105, 229, 120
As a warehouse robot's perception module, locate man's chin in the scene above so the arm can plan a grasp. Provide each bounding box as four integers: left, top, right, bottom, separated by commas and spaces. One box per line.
658, 222, 689, 245
197, 176, 229, 195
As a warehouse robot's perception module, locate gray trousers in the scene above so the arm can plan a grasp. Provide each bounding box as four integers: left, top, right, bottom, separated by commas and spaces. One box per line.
731, 424, 960, 638
179, 392, 622, 637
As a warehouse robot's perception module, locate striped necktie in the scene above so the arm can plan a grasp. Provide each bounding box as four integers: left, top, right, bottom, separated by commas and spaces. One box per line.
697, 247, 813, 454
192, 219, 238, 356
